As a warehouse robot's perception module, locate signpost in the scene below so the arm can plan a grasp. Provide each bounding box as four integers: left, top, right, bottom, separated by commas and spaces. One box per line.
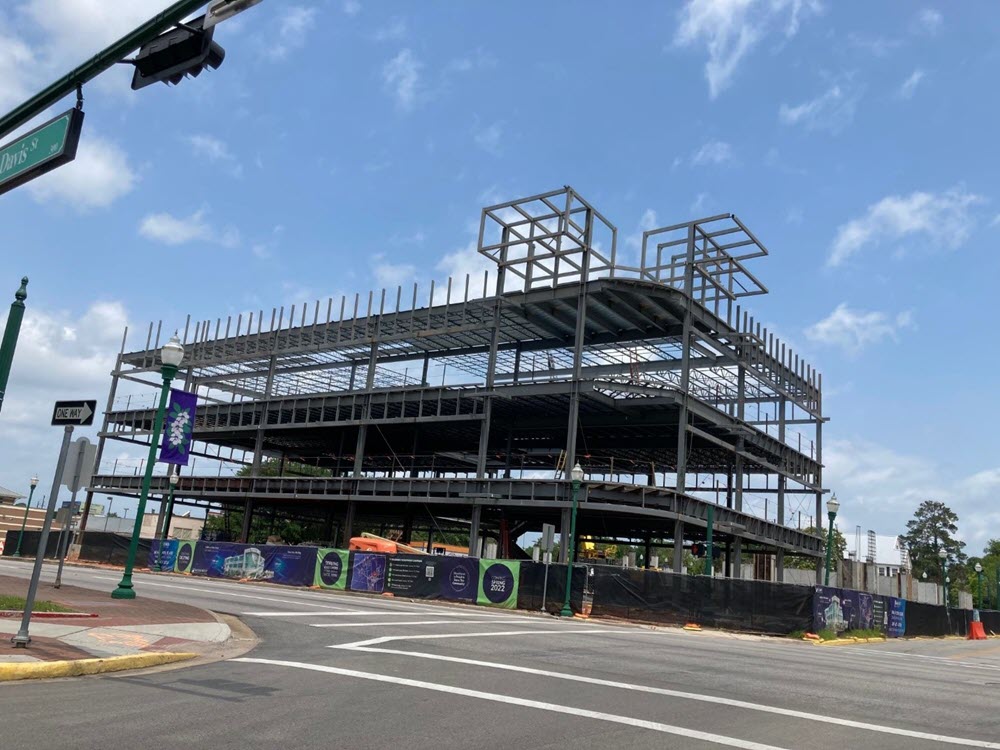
51, 399, 96, 426
539, 522, 555, 612
53, 437, 96, 588
12, 399, 96, 646
0, 109, 84, 197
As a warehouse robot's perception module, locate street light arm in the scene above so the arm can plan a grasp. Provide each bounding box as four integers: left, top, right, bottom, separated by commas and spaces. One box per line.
0, 0, 208, 140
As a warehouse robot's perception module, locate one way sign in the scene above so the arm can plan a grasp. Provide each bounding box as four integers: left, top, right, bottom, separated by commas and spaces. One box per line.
51, 400, 97, 426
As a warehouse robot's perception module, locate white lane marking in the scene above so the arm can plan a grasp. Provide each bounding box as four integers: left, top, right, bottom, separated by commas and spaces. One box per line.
332, 629, 622, 649
232, 657, 791, 750
312, 619, 511, 628
79, 575, 357, 610
344, 646, 1000, 749
243, 610, 518, 618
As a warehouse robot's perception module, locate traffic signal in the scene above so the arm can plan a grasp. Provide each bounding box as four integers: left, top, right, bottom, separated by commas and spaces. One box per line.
691, 543, 705, 558
131, 15, 225, 90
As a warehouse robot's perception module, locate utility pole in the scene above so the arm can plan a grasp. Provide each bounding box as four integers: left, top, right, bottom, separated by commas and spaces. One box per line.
0, 277, 28, 416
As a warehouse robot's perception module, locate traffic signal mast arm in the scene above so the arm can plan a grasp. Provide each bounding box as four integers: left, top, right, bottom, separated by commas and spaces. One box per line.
0, 0, 207, 140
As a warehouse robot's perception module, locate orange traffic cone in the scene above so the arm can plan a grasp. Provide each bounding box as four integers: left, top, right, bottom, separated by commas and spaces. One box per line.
969, 621, 987, 640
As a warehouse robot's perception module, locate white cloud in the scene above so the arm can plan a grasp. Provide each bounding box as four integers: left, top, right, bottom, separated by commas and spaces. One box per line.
0, 34, 35, 112
897, 69, 925, 100
625, 208, 660, 253
473, 121, 504, 154
805, 304, 914, 354
187, 134, 242, 177
691, 139, 733, 165
779, 79, 863, 133
372, 255, 417, 288
383, 49, 422, 111
914, 8, 943, 35
138, 209, 240, 248
674, 0, 822, 98
828, 187, 984, 267
266, 6, 317, 60
373, 17, 406, 41
0, 298, 130, 486
26, 134, 135, 211
343, 0, 361, 16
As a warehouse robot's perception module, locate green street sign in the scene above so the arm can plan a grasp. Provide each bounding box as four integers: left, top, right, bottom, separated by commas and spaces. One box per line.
0, 108, 84, 196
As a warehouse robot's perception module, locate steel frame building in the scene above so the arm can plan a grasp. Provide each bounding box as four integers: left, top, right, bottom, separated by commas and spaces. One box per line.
86, 187, 827, 580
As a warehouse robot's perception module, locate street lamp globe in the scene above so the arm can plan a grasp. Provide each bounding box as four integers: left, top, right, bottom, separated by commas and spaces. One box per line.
826, 494, 839, 515
938, 547, 947, 560
921, 571, 928, 580
945, 576, 951, 585
571, 463, 584, 483
975, 562, 983, 573
160, 333, 184, 368
29, 475, 38, 488
169, 471, 180, 487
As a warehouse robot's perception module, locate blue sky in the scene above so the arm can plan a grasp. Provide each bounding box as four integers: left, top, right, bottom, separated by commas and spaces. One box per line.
1, 1, 998, 556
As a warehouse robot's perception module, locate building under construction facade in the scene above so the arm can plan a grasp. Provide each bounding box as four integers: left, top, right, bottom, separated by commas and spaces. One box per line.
87, 187, 827, 581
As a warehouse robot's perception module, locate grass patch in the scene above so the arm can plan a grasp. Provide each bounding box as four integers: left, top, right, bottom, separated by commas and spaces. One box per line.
0, 594, 73, 613
816, 628, 838, 641
842, 628, 885, 640
787, 629, 806, 639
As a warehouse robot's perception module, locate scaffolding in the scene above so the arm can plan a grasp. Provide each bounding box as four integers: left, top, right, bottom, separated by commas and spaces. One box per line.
85, 187, 827, 580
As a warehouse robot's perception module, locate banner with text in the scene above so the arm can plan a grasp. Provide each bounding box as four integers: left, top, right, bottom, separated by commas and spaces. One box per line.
148, 539, 179, 571
314, 548, 350, 590
478, 559, 520, 608
175, 540, 196, 573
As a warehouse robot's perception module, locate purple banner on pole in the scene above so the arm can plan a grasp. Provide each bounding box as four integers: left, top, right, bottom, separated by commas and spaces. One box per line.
159, 389, 196, 465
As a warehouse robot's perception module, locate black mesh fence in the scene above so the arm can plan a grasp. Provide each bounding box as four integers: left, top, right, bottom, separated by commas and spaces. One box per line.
590, 567, 813, 634
1, 529, 150, 566
517, 562, 586, 615
1, 529, 60, 559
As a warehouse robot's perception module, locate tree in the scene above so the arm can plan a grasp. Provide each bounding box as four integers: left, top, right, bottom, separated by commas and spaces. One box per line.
786, 526, 847, 570
965, 539, 1000, 610
901, 500, 967, 582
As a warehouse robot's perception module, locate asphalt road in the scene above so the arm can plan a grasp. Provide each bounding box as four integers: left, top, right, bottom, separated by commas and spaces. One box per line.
2, 558, 999, 749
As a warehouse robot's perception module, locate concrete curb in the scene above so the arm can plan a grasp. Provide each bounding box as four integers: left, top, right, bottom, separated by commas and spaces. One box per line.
0, 652, 197, 682
813, 637, 886, 647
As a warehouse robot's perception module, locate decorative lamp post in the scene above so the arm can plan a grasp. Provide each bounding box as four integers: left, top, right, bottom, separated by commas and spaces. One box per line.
158, 469, 180, 571
975, 562, 983, 610
112, 333, 184, 599
560, 463, 584, 618
0, 276, 28, 417
938, 547, 948, 607
12, 475, 39, 557
824, 494, 840, 586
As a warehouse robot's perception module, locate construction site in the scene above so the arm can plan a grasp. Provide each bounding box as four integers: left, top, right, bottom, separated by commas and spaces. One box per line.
84, 186, 827, 582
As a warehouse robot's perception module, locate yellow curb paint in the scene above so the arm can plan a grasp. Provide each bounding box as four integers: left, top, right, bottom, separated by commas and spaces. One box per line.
815, 637, 886, 647
0, 652, 197, 682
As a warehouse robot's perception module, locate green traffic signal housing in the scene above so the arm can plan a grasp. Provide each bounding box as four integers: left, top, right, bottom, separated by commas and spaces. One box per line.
131, 15, 224, 90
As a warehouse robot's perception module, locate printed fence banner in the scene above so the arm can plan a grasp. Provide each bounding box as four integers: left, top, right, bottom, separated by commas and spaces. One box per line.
159, 389, 196, 465
191, 541, 249, 578
175, 540, 196, 573
888, 597, 907, 637
350, 552, 387, 593
262, 545, 318, 587
148, 539, 179, 571
813, 586, 847, 633
478, 559, 520, 608
315, 548, 350, 590
386, 555, 439, 598
439, 556, 478, 601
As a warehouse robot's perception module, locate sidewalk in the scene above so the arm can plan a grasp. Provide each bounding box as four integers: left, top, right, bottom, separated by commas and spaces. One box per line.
0, 574, 231, 666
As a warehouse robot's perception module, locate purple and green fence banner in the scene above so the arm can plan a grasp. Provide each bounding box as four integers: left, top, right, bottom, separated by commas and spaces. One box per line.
350, 552, 387, 593
175, 540, 196, 573
439, 556, 478, 601
159, 389, 196, 465
478, 559, 520, 608
315, 548, 349, 590
148, 539, 179, 570
813, 585, 907, 638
